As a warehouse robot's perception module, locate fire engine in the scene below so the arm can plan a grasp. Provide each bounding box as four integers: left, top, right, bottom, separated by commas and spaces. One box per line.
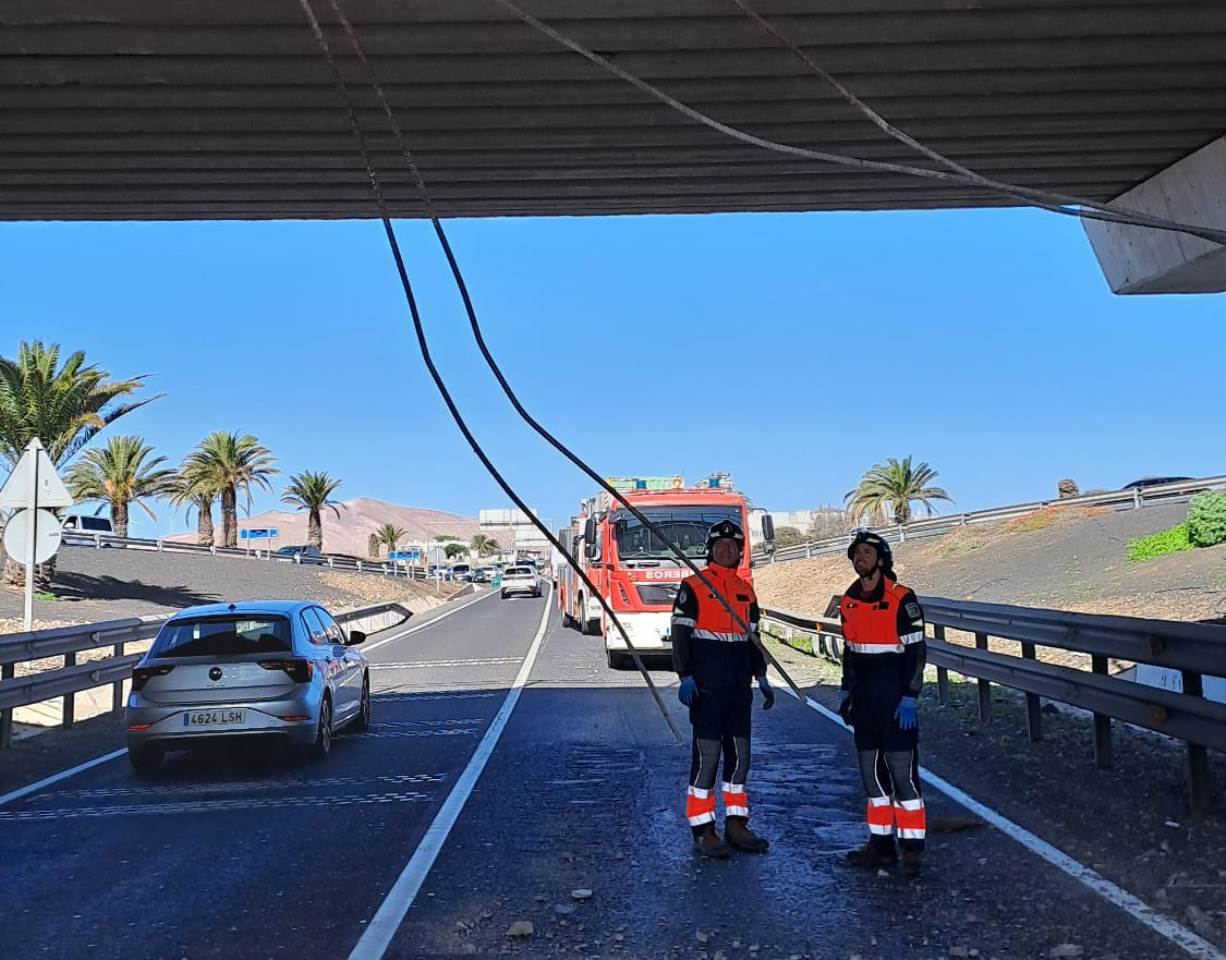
556, 475, 773, 668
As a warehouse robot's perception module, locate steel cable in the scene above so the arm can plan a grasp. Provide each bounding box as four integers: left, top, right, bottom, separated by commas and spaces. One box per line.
296, 0, 682, 742
487, 0, 1226, 248
315, 0, 810, 703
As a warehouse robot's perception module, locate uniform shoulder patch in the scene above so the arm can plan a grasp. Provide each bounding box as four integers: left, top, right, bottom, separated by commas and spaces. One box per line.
904, 601, 922, 620
676, 585, 689, 606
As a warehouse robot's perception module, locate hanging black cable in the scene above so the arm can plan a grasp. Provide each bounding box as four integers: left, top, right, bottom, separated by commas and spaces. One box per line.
485, 0, 1226, 249
295, 0, 682, 741
316, 0, 808, 703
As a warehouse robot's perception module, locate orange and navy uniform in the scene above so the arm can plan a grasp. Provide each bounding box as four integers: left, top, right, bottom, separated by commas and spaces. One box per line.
839, 576, 927, 849
672, 564, 765, 832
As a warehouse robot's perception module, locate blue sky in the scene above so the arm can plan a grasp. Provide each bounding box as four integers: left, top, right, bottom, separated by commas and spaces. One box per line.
3, 207, 1222, 539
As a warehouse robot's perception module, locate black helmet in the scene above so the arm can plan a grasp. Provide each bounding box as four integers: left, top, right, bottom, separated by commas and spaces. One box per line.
847, 529, 893, 573
706, 519, 745, 553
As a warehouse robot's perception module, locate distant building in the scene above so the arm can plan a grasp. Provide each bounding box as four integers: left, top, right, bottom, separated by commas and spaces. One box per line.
479, 508, 549, 556
767, 508, 847, 534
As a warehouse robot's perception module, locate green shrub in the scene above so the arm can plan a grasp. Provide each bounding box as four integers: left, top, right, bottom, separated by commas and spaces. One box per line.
1127, 523, 1193, 562
1187, 491, 1226, 548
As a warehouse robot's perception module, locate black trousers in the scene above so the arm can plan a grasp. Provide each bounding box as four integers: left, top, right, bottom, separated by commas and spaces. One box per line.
686, 683, 753, 834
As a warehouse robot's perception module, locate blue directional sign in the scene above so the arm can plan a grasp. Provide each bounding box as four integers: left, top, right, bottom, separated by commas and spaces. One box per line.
389, 549, 421, 562
240, 528, 277, 540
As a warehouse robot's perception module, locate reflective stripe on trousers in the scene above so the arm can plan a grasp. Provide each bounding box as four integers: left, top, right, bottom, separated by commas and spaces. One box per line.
686, 786, 716, 826
866, 796, 894, 836
722, 780, 749, 819
894, 797, 926, 839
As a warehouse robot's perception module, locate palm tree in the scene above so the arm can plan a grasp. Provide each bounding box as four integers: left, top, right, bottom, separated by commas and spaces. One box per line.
64, 436, 177, 538
281, 471, 343, 549
0, 341, 157, 586
845, 456, 952, 525
470, 533, 498, 557
168, 461, 220, 547
186, 432, 278, 548
367, 532, 380, 560
0, 340, 158, 468
375, 523, 407, 557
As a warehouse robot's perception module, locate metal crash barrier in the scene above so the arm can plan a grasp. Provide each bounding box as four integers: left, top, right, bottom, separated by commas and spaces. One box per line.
761, 597, 1226, 812
0, 602, 414, 749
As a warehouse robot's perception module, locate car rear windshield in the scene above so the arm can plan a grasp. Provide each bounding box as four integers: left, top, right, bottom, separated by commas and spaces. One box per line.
152, 616, 292, 658
505, 567, 533, 576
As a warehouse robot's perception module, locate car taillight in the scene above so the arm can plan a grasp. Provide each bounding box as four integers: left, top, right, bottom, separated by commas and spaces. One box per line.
132, 665, 174, 691
258, 659, 313, 683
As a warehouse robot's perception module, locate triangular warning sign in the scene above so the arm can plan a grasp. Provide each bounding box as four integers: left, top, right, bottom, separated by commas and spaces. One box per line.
0, 438, 74, 509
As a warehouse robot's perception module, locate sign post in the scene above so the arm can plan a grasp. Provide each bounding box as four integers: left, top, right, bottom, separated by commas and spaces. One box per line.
0, 438, 74, 631
240, 528, 278, 559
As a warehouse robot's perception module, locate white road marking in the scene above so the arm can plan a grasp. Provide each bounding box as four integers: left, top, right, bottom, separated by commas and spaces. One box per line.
0, 591, 493, 809
0, 749, 127, 809
0, 790, 434, 821
771, 673, 1226, 960
348, 597, 553, 960
356, 729, 480, 739
375, 692, 499, 702
362, 589, 495, 654
370, 657, 520, 670
372, 719, 485, 728
39, 772, 448, 801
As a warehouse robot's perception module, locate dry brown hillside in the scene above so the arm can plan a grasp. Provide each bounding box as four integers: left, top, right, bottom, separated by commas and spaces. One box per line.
754, 501, 1226, 624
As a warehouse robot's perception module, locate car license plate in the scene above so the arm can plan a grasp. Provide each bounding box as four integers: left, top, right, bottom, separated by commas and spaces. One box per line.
183, 709, 246, 727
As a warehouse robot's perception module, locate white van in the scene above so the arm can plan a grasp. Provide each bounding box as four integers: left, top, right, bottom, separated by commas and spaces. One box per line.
62, 515, 115, 535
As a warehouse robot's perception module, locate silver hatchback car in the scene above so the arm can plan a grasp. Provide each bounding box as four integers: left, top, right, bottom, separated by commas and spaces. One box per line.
125, 601, 370, 775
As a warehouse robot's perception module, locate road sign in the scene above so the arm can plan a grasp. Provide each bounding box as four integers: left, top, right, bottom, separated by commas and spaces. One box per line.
390, 549, 421, 562
0, 440, 73, 509
240, 528, 277, 540
3, 509, 63, 565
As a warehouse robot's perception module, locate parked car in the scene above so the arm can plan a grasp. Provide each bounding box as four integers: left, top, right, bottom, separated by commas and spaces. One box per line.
472, 567, 491, 584
61, 514, 114, 536
1122, 476, 1194, 490
500, 565, 542, 599
449, 562, 472, 581
275, 545, 324, 565
124, 601, 370, 775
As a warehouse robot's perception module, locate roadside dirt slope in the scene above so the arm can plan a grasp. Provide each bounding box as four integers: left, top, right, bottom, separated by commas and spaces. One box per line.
755, 501, 1226, 624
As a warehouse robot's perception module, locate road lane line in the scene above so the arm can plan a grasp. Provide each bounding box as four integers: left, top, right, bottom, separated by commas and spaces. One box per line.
771, 674, 1226, 960
0, 749, 128, 809
0, 591, 495, 810
348, 597, 553, 960
363, 589, 495, 654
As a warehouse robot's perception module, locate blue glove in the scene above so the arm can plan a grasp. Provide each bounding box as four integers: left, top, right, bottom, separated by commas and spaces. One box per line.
895, 696, 919, 731
678, 676, 698, 707
757, 676, 774, 711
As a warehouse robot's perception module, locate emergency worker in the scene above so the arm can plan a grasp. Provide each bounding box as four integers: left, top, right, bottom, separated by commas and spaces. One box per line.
671, 520, 774, 858
837, 530, 927, 874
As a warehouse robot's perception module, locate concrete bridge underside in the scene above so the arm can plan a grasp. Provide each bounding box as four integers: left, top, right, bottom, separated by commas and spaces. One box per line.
3, 1, 1226, 291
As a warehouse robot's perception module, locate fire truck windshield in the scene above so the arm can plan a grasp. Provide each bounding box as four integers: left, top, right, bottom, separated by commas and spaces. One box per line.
610, 505, 742, 560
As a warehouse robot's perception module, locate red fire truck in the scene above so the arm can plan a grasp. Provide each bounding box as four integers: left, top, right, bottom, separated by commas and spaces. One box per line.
556, 476, 772, 668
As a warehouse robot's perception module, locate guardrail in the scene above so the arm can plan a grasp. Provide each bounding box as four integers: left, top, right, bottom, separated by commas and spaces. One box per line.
760, 597, 1226, 812
0, 601, 415, 749
758, 475, 1226, 565
60, 530, 435, 579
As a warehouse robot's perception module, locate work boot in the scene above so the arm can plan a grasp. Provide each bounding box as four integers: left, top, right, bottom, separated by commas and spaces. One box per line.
844, 837, 898, 869
900, 847, 923, 878
692, 823, 732, 859
725, 816, 770, 854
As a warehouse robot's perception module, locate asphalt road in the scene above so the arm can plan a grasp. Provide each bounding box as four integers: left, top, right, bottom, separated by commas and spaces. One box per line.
0, 589, 1205, 960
